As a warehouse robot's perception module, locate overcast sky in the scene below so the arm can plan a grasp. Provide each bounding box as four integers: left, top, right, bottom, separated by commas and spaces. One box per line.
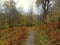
0, 0, 56, 15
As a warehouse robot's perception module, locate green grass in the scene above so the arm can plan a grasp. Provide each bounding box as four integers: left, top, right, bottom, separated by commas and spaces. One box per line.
34, 27, 51, 45
0, 26, 7, 30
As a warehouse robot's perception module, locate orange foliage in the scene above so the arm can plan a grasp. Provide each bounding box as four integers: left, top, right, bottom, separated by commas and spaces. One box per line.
0, 26, 28, 45
39, 21, 59, 44
46, 22, 58, 30
17, 34, 26, 41
46, 22, 59, 44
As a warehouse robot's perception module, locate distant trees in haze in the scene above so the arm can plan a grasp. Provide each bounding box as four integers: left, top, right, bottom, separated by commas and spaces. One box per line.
3, 0, 21, 27
0, 0, 60, 28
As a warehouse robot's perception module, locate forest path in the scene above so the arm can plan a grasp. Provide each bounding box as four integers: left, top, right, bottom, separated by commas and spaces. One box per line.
26, 28, 35, 45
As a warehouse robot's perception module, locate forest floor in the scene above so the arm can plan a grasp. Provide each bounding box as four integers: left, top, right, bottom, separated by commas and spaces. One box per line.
0, 25, 60, 45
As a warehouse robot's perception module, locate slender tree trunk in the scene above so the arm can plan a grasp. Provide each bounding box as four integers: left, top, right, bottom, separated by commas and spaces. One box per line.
42, 0, 49, 24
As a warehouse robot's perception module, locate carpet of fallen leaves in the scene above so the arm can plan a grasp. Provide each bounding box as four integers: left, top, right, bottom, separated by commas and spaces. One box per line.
0, 26, 28, 45
38, 21, 60, 45
0, 21, 60, 45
